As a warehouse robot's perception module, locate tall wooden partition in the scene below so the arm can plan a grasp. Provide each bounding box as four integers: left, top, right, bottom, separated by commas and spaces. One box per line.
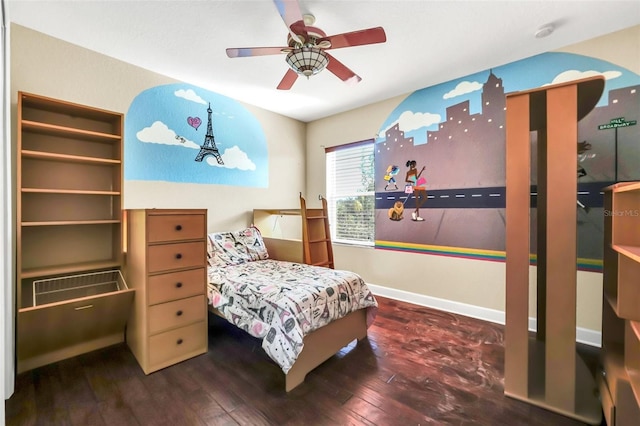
504, 76, 604, 424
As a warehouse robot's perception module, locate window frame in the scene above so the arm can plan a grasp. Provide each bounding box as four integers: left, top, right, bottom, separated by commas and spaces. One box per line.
325, 139, 375, 247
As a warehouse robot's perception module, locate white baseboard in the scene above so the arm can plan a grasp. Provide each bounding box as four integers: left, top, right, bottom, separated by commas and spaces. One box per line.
367, 283, 601, 348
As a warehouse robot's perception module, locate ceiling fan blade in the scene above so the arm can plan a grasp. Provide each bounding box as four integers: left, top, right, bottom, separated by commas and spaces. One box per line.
325, 53, 362, 85
319, 27, 387, 50
272, 0, 307, 43
226, 46, 289, 58
277, 69, 299, 90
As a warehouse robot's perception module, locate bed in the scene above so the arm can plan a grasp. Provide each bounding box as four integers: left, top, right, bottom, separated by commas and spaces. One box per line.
206, 226, 378, 391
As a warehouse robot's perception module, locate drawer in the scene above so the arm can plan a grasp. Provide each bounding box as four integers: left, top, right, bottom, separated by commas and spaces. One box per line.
148, 321, 207, 368
147, 213, 205, 243
148, 294, 206, 334
147, 241, 205, 273
148, 268, 205, 305
18, 287, 135, 371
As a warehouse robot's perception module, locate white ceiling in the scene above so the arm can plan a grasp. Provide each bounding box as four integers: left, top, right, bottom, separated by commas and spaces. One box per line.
6, 0, 640, 122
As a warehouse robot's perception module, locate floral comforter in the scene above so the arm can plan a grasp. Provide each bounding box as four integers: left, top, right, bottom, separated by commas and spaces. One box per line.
208, 259, 378, 373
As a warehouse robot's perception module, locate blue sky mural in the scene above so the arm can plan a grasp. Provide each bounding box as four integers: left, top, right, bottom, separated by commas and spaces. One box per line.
125, 83, 268, 187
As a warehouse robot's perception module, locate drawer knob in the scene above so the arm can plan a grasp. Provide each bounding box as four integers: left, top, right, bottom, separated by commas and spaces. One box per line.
177, 339, 183, 345
175, 225, 182, 231
176, 282, 183, 288
176, 310, 183, 316
175, 253, 182, 260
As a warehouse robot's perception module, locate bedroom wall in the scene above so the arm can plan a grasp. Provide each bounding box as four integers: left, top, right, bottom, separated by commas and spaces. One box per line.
9, 24, 307, 234
306, 25, 640, 339
7, 21, 638, 354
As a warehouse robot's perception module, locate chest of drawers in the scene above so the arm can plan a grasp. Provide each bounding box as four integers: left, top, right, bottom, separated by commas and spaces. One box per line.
125, 209, 208, 373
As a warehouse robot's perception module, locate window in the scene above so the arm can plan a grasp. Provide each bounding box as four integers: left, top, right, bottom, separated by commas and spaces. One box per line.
325, 140, 375, 246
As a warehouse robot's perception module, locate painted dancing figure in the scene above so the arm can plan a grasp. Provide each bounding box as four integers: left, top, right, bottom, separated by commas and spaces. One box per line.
405, 160, 427, 221
384, 165, 400, 190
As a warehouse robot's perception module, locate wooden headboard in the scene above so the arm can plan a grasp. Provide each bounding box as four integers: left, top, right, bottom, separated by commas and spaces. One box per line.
263, 237, 303, 263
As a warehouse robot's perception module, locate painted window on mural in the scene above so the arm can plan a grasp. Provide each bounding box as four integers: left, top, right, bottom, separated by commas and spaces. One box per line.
374, 52, 640, 269
125, 83, 268, 187
326, 141, 375, 245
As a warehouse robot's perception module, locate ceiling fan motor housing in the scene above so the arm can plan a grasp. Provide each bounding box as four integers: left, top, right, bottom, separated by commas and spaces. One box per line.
287, 27, 328, 48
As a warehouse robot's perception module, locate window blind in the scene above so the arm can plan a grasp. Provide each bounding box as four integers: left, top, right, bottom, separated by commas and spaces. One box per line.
325, 140, 375, 245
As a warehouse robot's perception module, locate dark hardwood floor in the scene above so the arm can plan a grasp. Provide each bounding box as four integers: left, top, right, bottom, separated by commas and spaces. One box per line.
6, 296, 603, 425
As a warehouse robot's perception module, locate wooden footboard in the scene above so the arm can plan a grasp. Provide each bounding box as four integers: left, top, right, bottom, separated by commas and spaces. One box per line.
208, 305, 369, 392
285, 308, 368, 392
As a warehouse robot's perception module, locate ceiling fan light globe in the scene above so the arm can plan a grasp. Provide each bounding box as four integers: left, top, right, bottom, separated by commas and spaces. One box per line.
285, 47, 329, 77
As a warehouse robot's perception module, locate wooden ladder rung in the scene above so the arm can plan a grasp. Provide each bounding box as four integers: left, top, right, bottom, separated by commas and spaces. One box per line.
301, 195, 334, 269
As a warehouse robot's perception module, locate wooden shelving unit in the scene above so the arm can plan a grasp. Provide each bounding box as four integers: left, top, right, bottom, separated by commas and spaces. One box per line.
16, 92, 133, 372
600, 181, 640, 425
504, 77, 604, 425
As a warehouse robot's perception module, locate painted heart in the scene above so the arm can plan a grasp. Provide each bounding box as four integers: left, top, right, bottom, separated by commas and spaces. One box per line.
187, 116, 202, 130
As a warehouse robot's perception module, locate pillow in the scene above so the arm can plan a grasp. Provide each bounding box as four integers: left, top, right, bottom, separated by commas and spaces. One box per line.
237, 226, 269, 261
207, 231, 250, 267
207, 226, 268, 267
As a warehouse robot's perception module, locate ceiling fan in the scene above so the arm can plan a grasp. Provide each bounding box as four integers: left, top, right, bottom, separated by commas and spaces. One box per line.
225, 0, 387, 90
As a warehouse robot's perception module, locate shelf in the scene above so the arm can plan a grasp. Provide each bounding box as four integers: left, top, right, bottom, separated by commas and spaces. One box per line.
602, 181, 640, 421
628, 369, 640, 408
22, 220, 120, 227
631, 320, 640, 341
602, 340, 627, 399
22, 120, 121, 143
612, 182, 640, 194
614, 254, 640, 320
606, 292, 620, 317
613, 244, 640, 262
627, 321, 640, 406
21, 259, 122, 279
604, 246, 640, 320
20, 92, 121, 122
256, 208, 302, 216
22, 188, 120, 196
22, 150, 121, 165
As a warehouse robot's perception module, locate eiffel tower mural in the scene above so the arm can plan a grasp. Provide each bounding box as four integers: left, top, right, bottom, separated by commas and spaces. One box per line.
195, 103, 224, 164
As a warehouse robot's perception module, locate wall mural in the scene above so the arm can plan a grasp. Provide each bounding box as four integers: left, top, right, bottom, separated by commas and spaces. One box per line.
125, 83, 268, 187
375, 52, 640, 270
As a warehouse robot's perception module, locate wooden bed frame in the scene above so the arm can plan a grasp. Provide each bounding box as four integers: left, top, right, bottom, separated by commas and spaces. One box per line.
208, 236, 371, 392
209, 305, 368, 391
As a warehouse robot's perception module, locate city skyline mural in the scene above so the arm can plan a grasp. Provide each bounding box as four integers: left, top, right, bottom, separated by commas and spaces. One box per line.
374, 52, 640, 270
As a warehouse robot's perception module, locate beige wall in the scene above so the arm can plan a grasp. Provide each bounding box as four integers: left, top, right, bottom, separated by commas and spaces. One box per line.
9, 22, 639, 337
306, 25, 640, 334
10, 24, 307, 234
